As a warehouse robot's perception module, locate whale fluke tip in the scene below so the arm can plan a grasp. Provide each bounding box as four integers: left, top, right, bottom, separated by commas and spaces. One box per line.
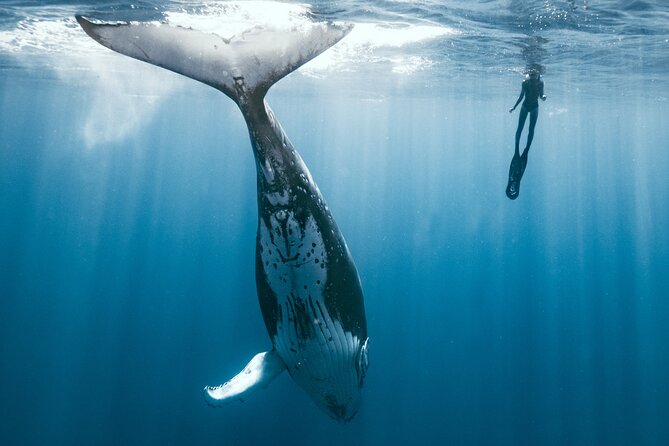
75, 15, 91, 28
203, 385, 225, 407
75, 15, 103, 43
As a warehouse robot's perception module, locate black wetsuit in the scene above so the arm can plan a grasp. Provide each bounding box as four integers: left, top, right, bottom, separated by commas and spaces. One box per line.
515, 77, 544, 152
521, 78, 544, 111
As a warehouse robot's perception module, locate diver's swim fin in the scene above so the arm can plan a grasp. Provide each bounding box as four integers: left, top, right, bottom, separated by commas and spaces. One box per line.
506, 151, 528, 200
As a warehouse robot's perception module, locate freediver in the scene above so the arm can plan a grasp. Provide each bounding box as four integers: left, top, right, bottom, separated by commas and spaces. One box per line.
506, 70, 546, 199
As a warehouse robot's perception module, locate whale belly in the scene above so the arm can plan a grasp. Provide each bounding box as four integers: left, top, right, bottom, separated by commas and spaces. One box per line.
273, 293, 366, 421
258, 211, 367, 420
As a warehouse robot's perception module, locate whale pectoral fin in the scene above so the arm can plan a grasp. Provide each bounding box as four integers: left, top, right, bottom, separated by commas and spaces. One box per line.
203, 350, 286, 407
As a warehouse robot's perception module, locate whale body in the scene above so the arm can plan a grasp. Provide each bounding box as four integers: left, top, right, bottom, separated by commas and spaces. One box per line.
76, 15, 368, 421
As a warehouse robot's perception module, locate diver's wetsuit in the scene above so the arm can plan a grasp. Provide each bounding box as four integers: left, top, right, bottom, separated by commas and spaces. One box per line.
514, 77, 544, 153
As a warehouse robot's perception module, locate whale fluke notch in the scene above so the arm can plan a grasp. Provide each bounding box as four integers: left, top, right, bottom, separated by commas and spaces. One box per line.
75, 15, 351, 103
204, 350, 286, 406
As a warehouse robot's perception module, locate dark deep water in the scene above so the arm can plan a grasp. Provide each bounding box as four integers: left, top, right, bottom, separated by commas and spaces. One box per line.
1, 1, 669, 445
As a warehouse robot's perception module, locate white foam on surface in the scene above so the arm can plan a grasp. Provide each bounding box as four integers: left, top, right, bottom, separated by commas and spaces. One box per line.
301, 22, 458, 76
0, 13, 96, 55
0, 1, 458, 147
0, 1, 457, 73
165, 1, 313, 36
165, 3, 458, 75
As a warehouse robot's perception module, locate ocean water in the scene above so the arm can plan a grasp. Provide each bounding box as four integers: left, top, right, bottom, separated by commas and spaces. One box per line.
1, 1, 668, 445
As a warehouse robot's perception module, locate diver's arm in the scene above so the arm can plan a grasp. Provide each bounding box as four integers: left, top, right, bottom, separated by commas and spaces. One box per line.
509, 88, 524, 113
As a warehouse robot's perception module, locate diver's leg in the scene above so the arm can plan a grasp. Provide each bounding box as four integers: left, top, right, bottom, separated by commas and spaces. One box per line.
515, 107, 529, 155
524, 107, 539, 153
518, 108, 538, 182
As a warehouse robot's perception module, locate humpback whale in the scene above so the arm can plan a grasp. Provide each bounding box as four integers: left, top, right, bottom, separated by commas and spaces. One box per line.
76, 15, 368, 421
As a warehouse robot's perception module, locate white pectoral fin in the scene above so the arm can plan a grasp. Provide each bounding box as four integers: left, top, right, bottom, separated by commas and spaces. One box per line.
204, 350, 286, 406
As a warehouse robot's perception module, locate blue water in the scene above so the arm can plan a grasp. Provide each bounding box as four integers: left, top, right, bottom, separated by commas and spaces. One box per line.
1, 1, 669, 445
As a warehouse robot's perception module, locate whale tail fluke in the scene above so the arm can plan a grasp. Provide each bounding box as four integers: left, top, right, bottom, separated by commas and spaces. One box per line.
75, 15, 350, 105
203, 350, 286, 406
